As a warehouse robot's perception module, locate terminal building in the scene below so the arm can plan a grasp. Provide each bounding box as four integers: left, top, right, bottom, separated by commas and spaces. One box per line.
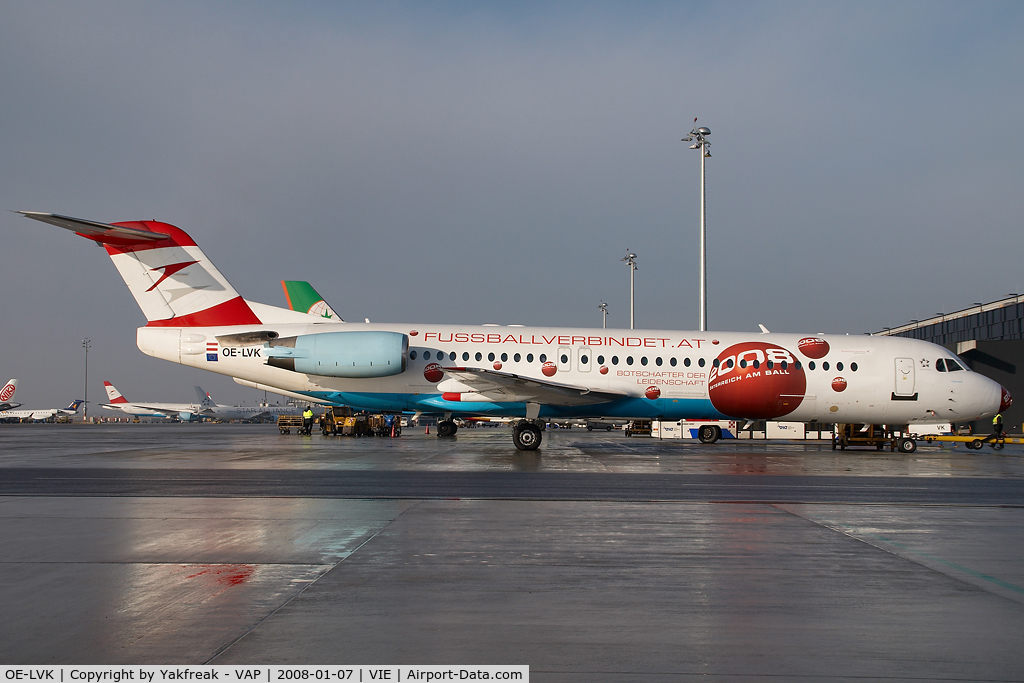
876, 295, 1024, 433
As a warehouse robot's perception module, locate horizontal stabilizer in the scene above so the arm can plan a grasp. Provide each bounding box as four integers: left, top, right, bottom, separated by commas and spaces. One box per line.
19, 212, 169, 245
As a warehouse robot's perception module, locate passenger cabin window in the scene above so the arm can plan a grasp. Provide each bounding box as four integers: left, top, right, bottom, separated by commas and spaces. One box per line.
475, 352, 482, 361
488, 352, 495, 361
410, 350, 418, 360
449, 352, 456, 361
514, 353, 521, 362
463, 352, 470, 361
698, 358, 706, 367
527, 354, 534, 363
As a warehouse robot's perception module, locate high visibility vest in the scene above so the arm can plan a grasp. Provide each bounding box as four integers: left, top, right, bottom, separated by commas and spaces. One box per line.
993, 414, 1002, 425
303, 410, 313, 419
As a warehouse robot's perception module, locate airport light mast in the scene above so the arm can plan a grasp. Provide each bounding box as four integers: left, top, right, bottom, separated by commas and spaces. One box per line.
682, 119, 711, 331
82, 338, 91, 422
598, 301, 609, 329
621, 252, 638, 329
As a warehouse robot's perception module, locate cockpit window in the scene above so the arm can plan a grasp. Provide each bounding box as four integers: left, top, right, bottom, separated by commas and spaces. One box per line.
946, 358, 964, 371
936, 359, 946, 372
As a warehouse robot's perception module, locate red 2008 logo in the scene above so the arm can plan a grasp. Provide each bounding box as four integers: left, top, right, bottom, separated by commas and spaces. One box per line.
708, 342, 806, 419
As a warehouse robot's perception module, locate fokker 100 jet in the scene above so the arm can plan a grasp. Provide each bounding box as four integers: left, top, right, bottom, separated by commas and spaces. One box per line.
21, 211, 1011, 450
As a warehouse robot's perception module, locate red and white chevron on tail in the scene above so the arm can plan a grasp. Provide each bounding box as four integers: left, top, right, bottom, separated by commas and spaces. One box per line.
103, 381, 129, 404
19, 212, 261, 327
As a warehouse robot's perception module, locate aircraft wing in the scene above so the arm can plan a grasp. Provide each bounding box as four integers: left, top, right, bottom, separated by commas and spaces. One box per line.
438, 367, 626, 406
18, 212, 170, 245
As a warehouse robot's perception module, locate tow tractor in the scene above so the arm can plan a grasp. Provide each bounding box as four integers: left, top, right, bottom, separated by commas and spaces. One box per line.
833, 423, 1019, 452
916, 433, 1021, 450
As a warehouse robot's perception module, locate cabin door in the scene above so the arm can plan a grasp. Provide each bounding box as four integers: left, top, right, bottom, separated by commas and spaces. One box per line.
894, 358, 916, 396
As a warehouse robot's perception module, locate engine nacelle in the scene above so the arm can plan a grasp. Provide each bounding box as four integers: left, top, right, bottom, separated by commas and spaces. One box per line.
265, 331, 408, 378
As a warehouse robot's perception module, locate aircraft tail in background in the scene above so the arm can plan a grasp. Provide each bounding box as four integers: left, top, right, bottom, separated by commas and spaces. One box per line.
195, 386, 215, 407
103, 381, 129, 404
0, 379, 19, 410
281, 281, 341, 321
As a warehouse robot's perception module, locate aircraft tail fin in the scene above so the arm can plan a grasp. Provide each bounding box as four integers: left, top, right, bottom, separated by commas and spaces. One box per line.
281, 281, 342, 321
0, 379, 17, 403
103, 381, 129, 404
195, 386, 214, 406
66, 400, 85, 413
20, 212, 262, 328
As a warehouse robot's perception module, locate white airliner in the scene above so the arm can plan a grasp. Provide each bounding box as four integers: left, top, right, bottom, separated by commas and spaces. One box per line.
101, 382, 303, 422
0, 398, 84, 422
0, 379, 21, 411
22, 211, 1010, 451
192, 386, 305, 421
100, 381, 205, 421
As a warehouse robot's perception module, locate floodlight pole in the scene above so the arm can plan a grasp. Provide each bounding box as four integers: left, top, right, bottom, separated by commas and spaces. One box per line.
82, 338, 91, 422
621, 252, 638, 329
683, 119, 711, 332
598, 301, 609, 329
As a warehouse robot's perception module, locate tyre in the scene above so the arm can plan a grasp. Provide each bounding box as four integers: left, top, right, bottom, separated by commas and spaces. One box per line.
698, 425, 720, 444
897, 437, 917, 453
437, 420, 457, 437
969, 439, 983, 450
513, 422, 542, 451
587, 425, 593, 431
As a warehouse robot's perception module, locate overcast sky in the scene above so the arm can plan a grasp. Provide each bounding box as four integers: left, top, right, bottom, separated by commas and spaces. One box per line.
3, 0, 1023, 408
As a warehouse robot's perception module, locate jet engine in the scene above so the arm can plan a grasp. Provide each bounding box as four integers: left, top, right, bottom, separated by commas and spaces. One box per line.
264, 331, 408, 378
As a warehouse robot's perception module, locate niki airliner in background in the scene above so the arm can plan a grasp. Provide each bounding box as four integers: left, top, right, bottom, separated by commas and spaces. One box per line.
21, 212, 1010, 451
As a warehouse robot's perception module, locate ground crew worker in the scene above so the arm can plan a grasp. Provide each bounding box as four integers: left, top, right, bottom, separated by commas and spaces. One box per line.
992, 412, 1003, 438
302, 406, 314, 435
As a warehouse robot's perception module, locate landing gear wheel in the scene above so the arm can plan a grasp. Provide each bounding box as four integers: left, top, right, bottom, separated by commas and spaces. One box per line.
698, 425, 721, 444
437, 420, 458, 437
513, 422, 542, 451
897, 437, 917, 453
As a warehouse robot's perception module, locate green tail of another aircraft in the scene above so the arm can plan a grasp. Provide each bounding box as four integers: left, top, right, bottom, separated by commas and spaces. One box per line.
280, 281, 341, 321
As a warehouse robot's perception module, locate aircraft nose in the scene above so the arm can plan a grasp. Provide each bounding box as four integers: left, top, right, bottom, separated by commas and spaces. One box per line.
1000, 386, 1013, 413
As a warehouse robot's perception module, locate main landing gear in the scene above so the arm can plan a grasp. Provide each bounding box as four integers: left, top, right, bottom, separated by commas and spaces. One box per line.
437, 419, 458, 437
512, 420, 542, 451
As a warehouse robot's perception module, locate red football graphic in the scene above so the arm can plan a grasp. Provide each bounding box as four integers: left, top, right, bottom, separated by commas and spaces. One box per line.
423, 363, 444, 383
542, 361, 557, 377
708, 341, 806, 418
599, 366, 609, 375
798, 337, 829, 359
493, 361, 502, 370
831, 377, 847, 392
645, 386, 661, 400
409, 330, 419, 337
